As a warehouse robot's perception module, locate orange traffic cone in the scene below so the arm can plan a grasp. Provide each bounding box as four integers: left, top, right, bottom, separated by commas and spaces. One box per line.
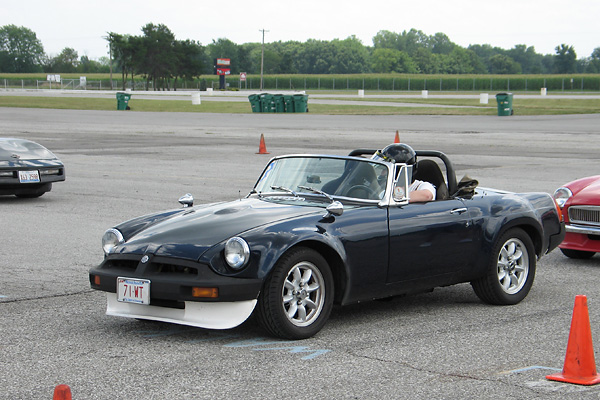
53, 385, 72, 400
394, 130, 400, 143
257, 134, 270, 154
546, 295, 600, 385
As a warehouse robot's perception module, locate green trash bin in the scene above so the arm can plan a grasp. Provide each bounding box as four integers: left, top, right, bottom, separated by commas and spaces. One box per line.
293, 94, 308, 113
273, 94, 285, 113
261, 94, 275, 113
248, 94, 262, 112
283, 95, 295, 112
116, 92, 131, 110
495, 92, 513, 116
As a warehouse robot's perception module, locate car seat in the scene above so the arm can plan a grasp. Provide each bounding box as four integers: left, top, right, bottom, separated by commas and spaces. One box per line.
413, 159, 449, 200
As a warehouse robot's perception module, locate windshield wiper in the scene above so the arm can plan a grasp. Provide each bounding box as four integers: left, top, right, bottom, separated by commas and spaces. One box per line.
246, 189, 260, 198
270, 186, 299, 197
298, 185, 334, 202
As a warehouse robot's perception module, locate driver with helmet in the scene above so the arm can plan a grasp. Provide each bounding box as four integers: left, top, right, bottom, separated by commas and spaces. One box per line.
372, 143, 436, 202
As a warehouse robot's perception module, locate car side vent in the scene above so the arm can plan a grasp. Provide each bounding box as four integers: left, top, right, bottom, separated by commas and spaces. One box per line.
103, 259, 138, 271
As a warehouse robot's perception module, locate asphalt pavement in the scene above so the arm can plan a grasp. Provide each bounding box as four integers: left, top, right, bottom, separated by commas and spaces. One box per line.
1, 108, 600, 399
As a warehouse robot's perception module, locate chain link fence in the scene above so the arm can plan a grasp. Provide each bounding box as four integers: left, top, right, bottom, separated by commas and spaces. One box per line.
2, 76, 600, 92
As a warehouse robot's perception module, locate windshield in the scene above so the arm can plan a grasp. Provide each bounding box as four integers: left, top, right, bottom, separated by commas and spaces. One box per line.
255, 156, 388, 201
0, 138, 57, 161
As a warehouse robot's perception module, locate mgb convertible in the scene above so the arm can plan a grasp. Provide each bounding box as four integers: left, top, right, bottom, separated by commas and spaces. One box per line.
89, 144, 565, 339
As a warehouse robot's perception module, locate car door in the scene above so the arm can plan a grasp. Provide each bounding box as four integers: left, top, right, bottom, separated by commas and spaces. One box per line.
386, 170, 477, 285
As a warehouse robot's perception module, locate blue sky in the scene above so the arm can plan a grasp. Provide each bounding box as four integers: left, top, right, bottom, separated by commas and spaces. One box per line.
2, 0, 598, 59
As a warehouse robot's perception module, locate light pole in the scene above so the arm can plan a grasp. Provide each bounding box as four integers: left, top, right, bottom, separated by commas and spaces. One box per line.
259, 29, 269, 90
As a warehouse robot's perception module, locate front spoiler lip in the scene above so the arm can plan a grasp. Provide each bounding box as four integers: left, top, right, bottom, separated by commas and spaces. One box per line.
106, 294, 257, 329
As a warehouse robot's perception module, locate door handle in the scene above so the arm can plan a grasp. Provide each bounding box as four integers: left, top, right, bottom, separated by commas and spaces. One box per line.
450, 207, 468, 215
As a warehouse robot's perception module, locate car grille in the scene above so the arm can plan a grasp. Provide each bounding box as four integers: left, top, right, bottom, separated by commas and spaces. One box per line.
101, 257, 199, 276
569, 206, 600, 226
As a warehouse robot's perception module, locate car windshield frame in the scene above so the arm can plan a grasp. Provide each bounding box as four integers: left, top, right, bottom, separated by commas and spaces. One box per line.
252, 154, 397, 205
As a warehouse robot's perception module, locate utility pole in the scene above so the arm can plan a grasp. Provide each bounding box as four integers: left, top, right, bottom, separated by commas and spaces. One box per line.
259, 28, 269, 90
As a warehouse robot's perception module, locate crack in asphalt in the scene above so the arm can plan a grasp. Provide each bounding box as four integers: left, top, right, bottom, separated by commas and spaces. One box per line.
0, 289, 95, 304
345, 350, 548, 396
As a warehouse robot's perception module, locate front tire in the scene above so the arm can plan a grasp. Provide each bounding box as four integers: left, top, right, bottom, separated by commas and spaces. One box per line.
15, 192, 44, 198
471, 228, 536, 305
15, 183, 51, 198
560, 248, 595, 259
256, 247, 334, 340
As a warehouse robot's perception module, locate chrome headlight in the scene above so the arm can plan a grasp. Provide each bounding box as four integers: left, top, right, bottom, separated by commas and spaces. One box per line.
102, 228, 124, 255
224, 237, 250, 270
553, 187, 572, 208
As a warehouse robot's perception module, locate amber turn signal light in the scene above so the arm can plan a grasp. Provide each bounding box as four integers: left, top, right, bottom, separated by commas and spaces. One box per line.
192, 287, 219, 298
554, 199, 564, 223
93, 275, 101, 285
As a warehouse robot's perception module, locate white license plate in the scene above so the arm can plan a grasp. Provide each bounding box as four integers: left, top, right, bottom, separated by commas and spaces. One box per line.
18, 170, 40, 183
117, 277, 150, 305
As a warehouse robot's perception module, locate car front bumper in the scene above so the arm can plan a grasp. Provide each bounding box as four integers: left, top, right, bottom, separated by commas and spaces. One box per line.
560, 224, 600, 252
90, 254, 262, 301
90, 254, 263, 329
0, 163, 65, 195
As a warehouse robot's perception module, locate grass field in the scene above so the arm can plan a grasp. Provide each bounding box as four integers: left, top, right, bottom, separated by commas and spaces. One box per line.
0, 94, 598, 115
319, 96, 600, 115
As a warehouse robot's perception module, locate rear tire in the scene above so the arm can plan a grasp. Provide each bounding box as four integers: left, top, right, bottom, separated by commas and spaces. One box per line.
256, 247, 333, 340
471, 228, 536, 305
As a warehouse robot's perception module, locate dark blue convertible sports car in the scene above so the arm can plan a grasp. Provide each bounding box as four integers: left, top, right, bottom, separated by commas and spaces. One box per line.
89, 144, 565, 339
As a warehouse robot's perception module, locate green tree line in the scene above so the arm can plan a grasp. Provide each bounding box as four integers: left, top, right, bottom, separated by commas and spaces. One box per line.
2, 24, 600, 85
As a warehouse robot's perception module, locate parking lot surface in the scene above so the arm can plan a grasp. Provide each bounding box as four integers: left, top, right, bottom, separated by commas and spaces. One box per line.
2, 108, 600, 399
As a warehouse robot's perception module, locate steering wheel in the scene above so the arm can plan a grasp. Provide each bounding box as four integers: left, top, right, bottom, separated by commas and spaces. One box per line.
345, 185, 377, 199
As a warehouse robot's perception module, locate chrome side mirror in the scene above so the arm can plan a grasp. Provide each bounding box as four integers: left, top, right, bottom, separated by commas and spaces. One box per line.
323, 201, 343, 218
178, 193, 194, 208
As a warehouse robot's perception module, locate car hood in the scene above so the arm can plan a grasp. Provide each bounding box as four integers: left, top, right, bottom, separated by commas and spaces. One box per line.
0, 138, 58, 161
571, 178, 600, 205
114, 197, 323, 260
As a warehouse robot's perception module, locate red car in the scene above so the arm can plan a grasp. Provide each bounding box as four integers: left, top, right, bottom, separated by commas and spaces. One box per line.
554, 176, 600, 258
